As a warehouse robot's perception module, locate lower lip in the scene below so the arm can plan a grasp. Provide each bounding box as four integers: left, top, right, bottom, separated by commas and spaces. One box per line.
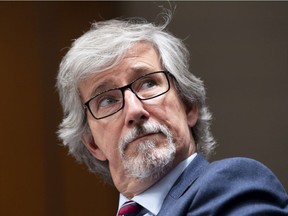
132, 133, 158, 142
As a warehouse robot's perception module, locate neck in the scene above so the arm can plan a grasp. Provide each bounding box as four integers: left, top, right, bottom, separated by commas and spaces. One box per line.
113, 155, 188, 199
115, 171, 168, 199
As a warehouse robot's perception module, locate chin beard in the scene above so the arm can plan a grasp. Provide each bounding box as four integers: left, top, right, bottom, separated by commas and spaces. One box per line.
119, 121, 176, 179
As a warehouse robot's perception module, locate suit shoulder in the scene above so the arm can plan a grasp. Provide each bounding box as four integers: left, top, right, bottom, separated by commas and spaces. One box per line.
205, 157, 277, 181
209, 157, 269, 172
158, 155, 288, 215
189, 157, 288, 214
197, 157, 287, 195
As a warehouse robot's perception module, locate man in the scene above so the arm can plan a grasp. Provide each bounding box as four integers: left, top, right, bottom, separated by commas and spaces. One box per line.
56, 15, 288, 215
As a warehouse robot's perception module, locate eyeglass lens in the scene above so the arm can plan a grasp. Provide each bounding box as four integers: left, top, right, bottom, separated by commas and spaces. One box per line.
87, 71, 170, 119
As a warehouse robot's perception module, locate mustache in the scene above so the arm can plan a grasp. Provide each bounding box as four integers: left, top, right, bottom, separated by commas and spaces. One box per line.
119, 121, 172, 154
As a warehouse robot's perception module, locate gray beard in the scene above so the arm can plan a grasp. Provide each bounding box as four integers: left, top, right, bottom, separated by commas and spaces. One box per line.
119, 121, 176, 179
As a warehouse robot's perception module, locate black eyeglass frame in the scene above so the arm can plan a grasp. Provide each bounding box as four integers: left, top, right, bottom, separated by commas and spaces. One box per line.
83, 70, 173, 120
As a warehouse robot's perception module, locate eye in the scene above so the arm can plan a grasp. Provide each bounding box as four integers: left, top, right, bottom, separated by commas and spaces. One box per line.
139, 78, 158, 90
98, 97, 117, 108
94, 90, 121, 110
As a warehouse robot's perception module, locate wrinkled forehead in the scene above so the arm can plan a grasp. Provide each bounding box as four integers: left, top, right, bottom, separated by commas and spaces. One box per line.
78, 41, 160, 80
78, 42, 162, 101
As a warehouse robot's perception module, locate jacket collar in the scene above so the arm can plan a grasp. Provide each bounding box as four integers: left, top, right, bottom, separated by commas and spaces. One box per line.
169, 153, 209, 199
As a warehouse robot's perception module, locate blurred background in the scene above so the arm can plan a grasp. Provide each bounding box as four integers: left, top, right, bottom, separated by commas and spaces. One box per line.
1, 1, 287, 215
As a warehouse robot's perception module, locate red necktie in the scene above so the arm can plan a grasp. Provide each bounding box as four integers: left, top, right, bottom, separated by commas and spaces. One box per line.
118, 200, 142, 216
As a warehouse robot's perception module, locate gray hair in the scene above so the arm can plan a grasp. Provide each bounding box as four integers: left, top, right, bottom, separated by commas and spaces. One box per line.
56, 15, 216, 184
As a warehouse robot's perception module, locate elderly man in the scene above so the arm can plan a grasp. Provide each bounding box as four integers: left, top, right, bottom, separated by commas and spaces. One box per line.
56, 16, 288, 215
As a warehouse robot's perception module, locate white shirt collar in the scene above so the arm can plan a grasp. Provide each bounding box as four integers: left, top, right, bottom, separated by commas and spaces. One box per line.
118, 153, 197, 215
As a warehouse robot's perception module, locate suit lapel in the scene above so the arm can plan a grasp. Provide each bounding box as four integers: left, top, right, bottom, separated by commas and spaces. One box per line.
169, 154, 210, 199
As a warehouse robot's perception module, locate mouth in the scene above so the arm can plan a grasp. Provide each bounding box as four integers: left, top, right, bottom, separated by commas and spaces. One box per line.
121, 133, 160, 156
119, 121, 171, 156
129, 132, 158, 144
126, 132, 166, 153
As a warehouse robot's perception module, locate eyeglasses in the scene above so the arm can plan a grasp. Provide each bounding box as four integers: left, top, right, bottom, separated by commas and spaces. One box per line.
84, 70, 172, 120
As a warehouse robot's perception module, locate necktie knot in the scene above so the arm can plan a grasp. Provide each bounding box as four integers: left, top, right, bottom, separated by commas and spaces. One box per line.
118, 200, 142, 216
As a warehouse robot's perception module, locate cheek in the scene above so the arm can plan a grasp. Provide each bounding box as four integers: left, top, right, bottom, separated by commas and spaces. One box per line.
148, 92, 186, 122
89, 123, 116, 156
162, 97, 189, 125
159, 97, 191, 140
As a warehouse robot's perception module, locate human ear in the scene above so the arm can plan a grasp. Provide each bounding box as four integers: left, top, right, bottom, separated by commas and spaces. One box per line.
187, 103, 199, 127
81, 130, 107, 161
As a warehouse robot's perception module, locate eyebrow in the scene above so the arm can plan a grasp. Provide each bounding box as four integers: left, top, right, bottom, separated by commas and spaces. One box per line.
126, 66, 159, 82
89, 79, 116, 99
88, 66, 159, 99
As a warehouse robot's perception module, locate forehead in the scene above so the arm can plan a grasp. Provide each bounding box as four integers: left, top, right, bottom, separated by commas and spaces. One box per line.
79, 42, 162, 101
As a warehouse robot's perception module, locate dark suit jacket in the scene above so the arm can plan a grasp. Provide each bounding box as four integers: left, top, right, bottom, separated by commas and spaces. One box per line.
157, 154, 288, 215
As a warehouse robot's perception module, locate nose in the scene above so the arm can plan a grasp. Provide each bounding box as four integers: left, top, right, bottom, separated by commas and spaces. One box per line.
123, 89, 150, 127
